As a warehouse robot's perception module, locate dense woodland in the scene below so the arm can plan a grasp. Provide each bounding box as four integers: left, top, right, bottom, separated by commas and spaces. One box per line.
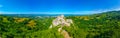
0, 11, 120, 38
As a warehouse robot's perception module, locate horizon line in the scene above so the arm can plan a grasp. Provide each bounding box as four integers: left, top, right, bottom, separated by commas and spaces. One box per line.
0, 10, 120, 14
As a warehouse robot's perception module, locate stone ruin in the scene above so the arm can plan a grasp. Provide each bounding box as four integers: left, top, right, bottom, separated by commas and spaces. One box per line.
49, 14, 73, 28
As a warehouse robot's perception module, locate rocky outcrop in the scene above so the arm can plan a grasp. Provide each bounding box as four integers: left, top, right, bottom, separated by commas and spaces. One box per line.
49, 15, 73, 38
49, 15, 73, 28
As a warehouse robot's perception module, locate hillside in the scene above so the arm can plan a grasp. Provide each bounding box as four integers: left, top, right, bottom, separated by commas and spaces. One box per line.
0, 11, 120, 38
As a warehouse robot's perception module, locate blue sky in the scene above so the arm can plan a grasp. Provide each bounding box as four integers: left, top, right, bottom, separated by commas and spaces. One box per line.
0, 0, 120, 14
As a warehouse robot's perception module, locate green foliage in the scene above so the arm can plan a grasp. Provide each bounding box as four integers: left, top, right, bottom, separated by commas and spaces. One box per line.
0, 11, 120, 38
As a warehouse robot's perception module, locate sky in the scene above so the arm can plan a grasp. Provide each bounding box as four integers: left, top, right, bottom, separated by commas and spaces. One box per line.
0, 0, 120, 14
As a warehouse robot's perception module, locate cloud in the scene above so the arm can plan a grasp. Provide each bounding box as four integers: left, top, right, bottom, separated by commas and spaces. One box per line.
71, 7, 120, 15
0, 11, 15, 14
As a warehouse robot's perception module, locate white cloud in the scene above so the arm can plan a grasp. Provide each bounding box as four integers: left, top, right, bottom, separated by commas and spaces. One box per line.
114, 8, 120, 11
70, 7, 120, 15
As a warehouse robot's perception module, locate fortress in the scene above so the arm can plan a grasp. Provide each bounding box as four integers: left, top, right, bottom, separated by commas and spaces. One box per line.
49, 15, 73, 28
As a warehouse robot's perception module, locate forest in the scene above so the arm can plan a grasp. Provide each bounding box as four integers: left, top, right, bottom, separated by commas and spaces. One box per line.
0, 11, 120, 38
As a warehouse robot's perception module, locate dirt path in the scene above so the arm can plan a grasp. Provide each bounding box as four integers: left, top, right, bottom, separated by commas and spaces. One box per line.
61, 30, 71, 38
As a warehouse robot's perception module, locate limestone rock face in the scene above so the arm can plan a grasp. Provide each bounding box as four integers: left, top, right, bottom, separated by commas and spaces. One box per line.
49, 15, 73, 28
50, 15, 72, 38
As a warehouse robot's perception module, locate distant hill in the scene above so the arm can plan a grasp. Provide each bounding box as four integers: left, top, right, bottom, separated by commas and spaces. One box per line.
91, 10, 120, 20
